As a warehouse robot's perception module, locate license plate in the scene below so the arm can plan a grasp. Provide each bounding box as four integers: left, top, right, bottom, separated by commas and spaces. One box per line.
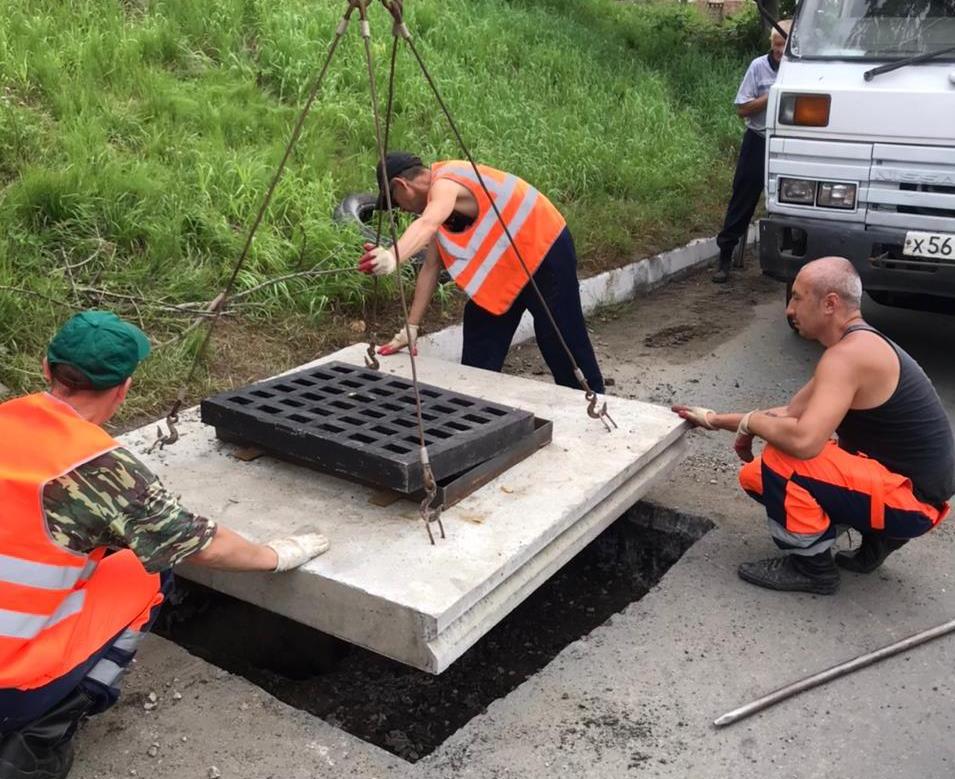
903, 230, 955, 260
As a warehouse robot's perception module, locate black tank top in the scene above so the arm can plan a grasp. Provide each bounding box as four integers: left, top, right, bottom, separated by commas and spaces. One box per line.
836, 324, 955, 506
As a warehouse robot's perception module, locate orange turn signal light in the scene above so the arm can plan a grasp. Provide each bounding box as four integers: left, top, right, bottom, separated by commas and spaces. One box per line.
779, 93, 831, 127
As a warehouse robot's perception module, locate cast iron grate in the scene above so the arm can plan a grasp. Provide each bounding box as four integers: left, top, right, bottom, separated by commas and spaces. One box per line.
200, 362, 537, 493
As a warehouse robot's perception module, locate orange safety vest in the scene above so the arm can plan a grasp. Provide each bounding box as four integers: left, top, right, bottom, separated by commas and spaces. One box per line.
0, 393, 161, 690
431, 161, 566, 315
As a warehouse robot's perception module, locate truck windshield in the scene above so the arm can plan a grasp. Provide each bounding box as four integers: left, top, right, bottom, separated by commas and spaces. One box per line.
790, 0, 955, 60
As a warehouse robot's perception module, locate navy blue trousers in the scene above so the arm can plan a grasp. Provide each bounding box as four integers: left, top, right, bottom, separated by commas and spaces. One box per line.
461, 228, 605, 394
0, 572, 172, 732
716, 129, 766, 265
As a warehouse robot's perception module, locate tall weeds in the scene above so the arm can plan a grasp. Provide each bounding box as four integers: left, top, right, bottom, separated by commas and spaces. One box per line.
0, 0, 758, 406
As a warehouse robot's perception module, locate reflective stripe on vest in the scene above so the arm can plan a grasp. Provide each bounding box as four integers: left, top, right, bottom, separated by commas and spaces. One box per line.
432, 162, 566, 315
0, 393, 162, 690
0, 591, 86, 640
0, 554, 97, 591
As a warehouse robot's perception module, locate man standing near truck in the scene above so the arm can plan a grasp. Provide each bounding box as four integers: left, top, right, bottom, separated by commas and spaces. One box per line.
712, 19, 791, 284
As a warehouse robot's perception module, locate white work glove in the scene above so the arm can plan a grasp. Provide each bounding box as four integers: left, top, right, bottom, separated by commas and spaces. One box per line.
670, 404, 717, 430
266, 533, 330, 572
378, 323, 419, 356
357, 243, 397, 277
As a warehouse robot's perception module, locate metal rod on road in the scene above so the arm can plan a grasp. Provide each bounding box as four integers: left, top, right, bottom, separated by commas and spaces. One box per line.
714, 617, 955, 728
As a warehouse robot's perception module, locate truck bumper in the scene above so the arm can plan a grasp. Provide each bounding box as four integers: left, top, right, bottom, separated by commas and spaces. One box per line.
758, 217, 955, 300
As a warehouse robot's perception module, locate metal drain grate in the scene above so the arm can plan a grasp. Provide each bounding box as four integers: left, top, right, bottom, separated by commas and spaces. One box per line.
200, 362, 537, 493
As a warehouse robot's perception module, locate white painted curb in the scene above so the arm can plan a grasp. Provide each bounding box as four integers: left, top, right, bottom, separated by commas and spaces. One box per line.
418, 227, 756, 362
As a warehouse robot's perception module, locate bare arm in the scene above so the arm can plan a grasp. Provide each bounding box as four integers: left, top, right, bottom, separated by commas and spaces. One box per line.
186, 525, 278, 571
757, 379, 815, 420
393, 179, 461, 263
781, 378, 815, 418
408, 241, 442, 326
705, 353, 858, 459
737, 94, 769, 118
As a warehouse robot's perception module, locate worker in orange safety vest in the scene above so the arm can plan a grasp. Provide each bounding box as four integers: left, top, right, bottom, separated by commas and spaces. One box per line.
0, 311, 330, 779
358, 153, 605, 394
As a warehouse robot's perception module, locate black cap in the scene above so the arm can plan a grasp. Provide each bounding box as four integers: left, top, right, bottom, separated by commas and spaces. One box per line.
376, 152, 424, 210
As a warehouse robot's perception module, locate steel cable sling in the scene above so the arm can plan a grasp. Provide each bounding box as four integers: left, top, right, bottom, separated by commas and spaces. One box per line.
151, 1, 359, 454
152, 0, 447, 541
377, 0, 617, 432
358, 0, 445, 543
153, 0, 617, 541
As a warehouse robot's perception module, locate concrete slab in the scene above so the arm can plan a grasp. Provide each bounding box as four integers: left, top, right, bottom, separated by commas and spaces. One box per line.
120, 344, 686, 673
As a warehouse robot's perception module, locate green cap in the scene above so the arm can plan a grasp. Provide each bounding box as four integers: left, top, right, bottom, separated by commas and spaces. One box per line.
47, 311, 152, 389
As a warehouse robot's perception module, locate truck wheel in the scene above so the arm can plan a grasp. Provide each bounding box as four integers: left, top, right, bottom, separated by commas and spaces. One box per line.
785, 282, 796, 330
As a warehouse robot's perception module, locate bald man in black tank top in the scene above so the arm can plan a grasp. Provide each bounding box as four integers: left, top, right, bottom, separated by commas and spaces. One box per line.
672, 257, 954, 595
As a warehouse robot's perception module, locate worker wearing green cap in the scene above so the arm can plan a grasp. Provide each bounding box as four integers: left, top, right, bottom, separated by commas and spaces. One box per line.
0, 311, 330, 779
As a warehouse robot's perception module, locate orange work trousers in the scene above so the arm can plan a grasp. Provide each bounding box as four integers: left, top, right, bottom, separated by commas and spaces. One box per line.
739, 441, 948, 555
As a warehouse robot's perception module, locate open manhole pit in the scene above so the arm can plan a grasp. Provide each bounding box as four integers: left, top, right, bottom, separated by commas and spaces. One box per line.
157, 501, 713, 763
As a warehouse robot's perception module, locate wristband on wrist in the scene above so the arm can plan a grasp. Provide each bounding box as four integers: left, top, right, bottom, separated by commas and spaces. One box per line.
737, 411, 755, 436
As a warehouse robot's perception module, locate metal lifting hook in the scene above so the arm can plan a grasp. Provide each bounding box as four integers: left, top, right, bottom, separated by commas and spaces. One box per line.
419, 464, 446, 545
364, 342, 380, 370
148, 399, 182, 453
586, 391, 618, 433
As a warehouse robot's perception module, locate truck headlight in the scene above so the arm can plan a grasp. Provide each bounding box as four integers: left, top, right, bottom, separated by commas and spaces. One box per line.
779, 178, 817, 205
816, 182, 857, 210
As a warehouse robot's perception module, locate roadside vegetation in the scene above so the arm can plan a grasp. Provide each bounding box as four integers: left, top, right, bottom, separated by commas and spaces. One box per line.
0, 0, 764, 418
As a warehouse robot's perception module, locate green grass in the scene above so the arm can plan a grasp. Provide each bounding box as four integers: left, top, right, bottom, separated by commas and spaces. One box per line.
0, 0, 760, 415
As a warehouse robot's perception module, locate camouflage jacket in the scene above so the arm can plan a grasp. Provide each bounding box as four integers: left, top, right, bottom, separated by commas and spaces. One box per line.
43, 447, 216, 574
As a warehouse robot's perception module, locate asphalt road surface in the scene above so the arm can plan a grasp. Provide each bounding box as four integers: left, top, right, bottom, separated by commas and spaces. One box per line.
74, 260, 955, 779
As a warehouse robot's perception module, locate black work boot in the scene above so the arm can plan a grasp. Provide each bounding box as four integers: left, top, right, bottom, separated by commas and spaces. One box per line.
0, 689, 92, 779
737, 550, 840, 595
711, 256, 732, 284
835, 535, 909, 574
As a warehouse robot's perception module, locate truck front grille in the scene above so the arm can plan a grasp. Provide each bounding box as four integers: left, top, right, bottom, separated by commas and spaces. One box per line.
867, 144, 955, 231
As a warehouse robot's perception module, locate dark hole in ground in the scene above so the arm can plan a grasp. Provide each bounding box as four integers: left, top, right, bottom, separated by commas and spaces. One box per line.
156, 501, 712, 763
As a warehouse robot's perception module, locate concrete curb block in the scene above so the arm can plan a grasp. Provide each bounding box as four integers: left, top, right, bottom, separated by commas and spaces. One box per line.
418, 227, 756, 363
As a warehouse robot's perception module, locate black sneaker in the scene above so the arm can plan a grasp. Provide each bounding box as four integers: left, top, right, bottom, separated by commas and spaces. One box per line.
835, 535, 908, 574
737, 551, 840, 595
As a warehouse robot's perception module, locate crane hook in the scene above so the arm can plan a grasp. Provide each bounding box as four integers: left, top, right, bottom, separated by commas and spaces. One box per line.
586, 391, 618, 433
148, 405, 181, 453
419, 463, 445, 545
364, 342, 380, 370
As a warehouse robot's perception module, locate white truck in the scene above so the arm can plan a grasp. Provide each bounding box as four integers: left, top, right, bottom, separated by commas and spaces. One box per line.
759, 0, 955, 314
